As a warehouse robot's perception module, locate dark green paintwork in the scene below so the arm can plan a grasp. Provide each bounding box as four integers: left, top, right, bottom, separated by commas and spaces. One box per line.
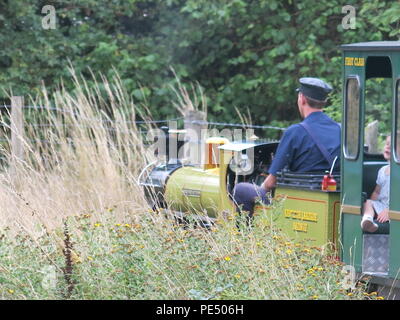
340, 42, 400, 279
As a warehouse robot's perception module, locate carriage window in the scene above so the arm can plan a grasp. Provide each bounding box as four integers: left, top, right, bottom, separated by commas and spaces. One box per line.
395, 80, 400, 162
364, 77, 392, 155
344, 77, 361, 159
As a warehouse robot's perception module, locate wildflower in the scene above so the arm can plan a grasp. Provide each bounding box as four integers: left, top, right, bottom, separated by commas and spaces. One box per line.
124, 224, 131, 228
311, 295, 319, 300
71, 250, 82, 264
234, 274, 241, 279
187, 265, 199, 269
8, 289, 14, 294
347, 292, 353, 297
224, 256, 231, 262
94, 223, 101, 228
286, 249, 293, 255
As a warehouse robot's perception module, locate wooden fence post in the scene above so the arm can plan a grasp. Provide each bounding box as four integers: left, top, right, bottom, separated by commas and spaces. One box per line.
10, 96, 24, 178
183, 110, 207, 166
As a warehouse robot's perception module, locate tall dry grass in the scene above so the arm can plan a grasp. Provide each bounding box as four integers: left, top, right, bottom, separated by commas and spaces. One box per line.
0, 71, 153, 236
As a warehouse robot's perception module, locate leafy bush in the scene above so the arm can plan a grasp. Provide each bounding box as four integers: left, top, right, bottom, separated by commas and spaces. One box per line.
1, 0, 399, 127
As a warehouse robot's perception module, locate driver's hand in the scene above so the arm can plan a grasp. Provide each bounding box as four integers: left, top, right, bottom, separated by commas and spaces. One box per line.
262, 174, 277, 191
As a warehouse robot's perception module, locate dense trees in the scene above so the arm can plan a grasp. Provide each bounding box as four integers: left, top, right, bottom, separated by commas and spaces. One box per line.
0, 0, 399, 125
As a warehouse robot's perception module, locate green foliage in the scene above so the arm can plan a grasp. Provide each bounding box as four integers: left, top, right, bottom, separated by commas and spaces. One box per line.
0, 0, 399, 128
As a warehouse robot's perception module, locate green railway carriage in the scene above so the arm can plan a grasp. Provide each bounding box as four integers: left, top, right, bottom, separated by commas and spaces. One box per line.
340, 42, 400, 291
140, 41, 400, 297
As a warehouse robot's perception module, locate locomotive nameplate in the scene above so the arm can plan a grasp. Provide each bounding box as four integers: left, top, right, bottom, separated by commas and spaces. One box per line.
284, 209, 318, 222
293, 222, 308, 233
182, 189, 201, 197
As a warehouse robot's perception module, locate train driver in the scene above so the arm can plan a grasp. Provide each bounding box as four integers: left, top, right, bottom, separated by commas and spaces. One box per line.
233, 77, 341, 217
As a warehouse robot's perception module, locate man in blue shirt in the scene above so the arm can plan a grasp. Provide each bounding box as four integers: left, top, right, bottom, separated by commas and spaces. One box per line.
233, 77, 340, 218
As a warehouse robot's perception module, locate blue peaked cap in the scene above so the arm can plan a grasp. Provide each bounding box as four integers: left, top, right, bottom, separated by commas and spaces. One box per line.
296, 77, 332, 101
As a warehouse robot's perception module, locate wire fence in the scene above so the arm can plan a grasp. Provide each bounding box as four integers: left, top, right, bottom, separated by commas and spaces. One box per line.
0, 104, 287, 128
0, 104, 287, 148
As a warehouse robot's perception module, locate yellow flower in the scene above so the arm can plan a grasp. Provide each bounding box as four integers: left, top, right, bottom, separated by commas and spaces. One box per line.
8, 289, 14, 294
311, 295, 319, 300
286, 249, 293, 254
224, 256, 231, 262
347, 292, 353, 297
94, 223, 101, 227
234, 274, 241, 279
